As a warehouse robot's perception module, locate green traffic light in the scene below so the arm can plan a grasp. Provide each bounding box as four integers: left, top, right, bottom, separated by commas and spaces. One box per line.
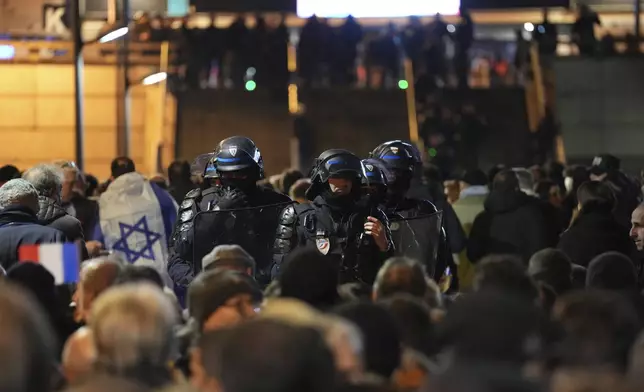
428, 148, 437, 157
398, 80, 409, 90
245, 80, 257, 91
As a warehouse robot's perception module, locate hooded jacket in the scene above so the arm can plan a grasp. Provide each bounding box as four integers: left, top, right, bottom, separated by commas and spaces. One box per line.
467, 190, 549, 263
38, 196, 88, 260
0, 206, 67, 270
38, 196, 85, 242
557, 204, 636, 267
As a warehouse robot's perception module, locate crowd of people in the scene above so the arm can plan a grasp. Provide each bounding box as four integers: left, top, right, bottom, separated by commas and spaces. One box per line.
0, 135, 642, 392
132, 11, 476, 91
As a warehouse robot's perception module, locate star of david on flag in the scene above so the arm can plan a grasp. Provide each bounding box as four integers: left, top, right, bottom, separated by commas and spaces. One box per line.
112, 216, 162, 264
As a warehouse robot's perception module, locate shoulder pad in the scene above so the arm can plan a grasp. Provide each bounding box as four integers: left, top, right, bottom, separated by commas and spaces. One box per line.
185, 188, 202, 199
278, 204, 297, 225
180, 198, 194, 210
179, 209, 194, 223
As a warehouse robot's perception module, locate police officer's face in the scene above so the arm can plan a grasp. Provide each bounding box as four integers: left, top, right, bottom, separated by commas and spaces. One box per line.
328, 178, 353, 195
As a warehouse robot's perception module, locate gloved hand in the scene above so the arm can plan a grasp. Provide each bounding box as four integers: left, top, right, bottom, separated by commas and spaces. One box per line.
215, 188, 249, 210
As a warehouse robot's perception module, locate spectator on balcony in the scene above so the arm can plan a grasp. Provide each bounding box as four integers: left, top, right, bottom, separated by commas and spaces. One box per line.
246, 15, 268, 86
334, 16, 363, 86
203, 14, 225, 88
572, 4, 601, 56
265, 15, 290, 90
226, 16, 250, 88
403, 16, 425, 74
133, 12, 152, 42
367, 23, 401, 89
533, 8, 558, 57
455, 7, 475, 89
298, 16, 320, 87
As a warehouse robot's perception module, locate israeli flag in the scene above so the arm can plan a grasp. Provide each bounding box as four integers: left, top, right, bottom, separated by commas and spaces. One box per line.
95, 173, 178, 274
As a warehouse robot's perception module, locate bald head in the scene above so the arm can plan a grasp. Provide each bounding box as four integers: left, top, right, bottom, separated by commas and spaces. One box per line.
62, 327, 96, 385
75, 259, 122, 322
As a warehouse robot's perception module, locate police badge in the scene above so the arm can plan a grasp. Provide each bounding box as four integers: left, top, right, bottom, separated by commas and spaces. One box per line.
315, 231, 330, 255
229, 146, 238, 156
390, 147, 399, 154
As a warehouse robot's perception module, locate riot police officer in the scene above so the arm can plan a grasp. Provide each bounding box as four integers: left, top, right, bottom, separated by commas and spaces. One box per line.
168, 136, 291, 296
370, 140, 457, 287
273, 149, 394, 285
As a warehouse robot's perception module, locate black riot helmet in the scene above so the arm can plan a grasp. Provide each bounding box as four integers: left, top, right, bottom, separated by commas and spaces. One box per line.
213, 136, 265, 181
370, 140, 422, 173
361, 158, 388, 208
370, 140, 421, 196
361, 158, 388, 189
306, 149, 363, 201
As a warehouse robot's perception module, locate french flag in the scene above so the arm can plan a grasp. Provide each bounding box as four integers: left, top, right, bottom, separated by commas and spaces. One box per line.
18, 243, 80, 284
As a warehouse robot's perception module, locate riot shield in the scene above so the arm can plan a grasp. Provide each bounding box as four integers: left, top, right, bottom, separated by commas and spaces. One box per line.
192, 202, 294, 283
389, 211, 443, 276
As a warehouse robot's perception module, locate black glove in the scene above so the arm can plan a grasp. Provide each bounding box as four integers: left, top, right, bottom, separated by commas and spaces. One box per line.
216, 188, 249, 210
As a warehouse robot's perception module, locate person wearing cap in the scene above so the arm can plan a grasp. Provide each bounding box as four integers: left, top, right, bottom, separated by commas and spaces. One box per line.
272, 149, 393, 286
187, 269, 263, 332
201, 244, 256, 276
590, 154, 641, 229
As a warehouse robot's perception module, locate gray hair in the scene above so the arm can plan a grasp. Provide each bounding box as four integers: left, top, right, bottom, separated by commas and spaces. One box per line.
90, 284, 178, 372
22, 164, 64, 199
0, 179, 40, 213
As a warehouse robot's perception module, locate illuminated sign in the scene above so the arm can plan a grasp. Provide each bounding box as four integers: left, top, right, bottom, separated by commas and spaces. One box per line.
297, 0, 460, 17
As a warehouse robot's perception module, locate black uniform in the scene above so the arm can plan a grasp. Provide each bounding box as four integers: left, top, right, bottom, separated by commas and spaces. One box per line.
370, 140, 457, 287
168, 137, 291, 301
273, 150, 394, 285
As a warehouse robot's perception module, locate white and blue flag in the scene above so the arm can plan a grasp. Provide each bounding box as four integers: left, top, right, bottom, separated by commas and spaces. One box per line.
94, 172, 178, 274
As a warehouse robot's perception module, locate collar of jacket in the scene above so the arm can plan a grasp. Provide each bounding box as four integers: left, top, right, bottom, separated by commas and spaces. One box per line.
0, 206, 39, 225
37, 196, 67, 224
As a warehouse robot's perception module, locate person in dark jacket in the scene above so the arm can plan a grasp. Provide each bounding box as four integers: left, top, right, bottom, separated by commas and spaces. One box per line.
557, 181, 636, 267
55, 161, 100, 242
561, 165, 589, 227
590, 154, 641, 229
167, 160, 194, 204
0, 179, 67, 270
6, 262, 76, 356
468, 170, 549, 264
23, 164, 87, 258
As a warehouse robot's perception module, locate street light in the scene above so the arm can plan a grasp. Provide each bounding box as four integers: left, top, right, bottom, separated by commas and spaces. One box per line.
98, 26, 129, 43
70, 0, 129, 172
141, 71, 167, 86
